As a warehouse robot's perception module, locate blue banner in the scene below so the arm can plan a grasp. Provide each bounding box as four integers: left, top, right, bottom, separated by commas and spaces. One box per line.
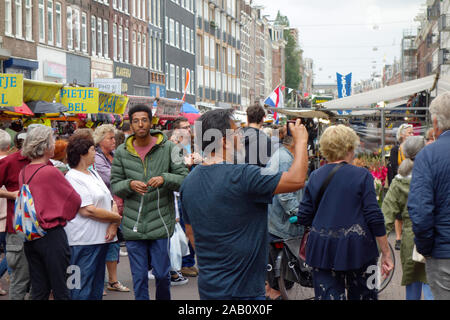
337, 73, 352, 99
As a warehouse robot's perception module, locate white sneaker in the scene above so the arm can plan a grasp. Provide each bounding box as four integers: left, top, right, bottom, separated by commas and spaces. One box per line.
148, 270, 155, 280
119, 249, 128, 257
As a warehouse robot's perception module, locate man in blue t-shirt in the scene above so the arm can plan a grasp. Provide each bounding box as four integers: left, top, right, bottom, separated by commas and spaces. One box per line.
180, 109, 309, 300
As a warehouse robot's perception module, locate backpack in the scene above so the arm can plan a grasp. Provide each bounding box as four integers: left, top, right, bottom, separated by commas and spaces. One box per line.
14, 165, 47, 241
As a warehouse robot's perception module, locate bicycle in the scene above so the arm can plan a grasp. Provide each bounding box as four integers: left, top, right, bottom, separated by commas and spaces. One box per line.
270, 221, 396, 300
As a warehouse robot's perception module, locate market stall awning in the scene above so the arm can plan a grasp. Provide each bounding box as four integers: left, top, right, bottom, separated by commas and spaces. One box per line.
23, 79, 64, 102
321, 74, 438, 110
266, 107, 330, 119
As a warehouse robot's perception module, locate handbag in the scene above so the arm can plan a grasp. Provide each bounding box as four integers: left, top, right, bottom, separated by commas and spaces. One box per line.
299, 162, 346, 261
412, 245, 426, 263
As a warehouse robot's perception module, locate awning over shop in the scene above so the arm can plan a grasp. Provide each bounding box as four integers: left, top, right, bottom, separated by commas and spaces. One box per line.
321, 74, 439, 110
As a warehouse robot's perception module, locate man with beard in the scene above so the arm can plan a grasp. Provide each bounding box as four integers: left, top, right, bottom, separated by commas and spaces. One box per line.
111, 105, 188, 300
180, 109, 309, 300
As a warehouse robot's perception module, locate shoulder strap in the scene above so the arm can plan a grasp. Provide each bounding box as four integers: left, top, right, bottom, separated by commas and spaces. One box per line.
314, 162, 346, 211
22, 165, 47, 185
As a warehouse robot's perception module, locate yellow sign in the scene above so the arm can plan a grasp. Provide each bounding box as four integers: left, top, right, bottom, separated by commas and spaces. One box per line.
98, 92, 129, 114
60, 87, 99, 113
0, 73, 23, 107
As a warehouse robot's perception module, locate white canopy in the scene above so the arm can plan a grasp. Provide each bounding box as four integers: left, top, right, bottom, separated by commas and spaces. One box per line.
321, 74, 445, 110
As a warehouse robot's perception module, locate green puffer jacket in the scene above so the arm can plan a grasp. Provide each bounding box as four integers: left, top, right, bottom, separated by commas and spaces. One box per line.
381, 175, 427, 286
111, 131, 189, 241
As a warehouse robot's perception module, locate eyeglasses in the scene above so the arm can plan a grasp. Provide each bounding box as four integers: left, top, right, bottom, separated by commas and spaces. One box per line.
180, 126, 191, 130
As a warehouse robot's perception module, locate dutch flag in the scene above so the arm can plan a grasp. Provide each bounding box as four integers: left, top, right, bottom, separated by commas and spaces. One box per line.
264, 85, 284, 124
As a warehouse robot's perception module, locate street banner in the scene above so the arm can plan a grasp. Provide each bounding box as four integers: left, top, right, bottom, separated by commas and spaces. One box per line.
60, 87, 99, 113
182, 69, 191, 102
337, 72, 352, 98
99, 92, 129, 114
93, 78, 122, 94
0, 73, 23, 107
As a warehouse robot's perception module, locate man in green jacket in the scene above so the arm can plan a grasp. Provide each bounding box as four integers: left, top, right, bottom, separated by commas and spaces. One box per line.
111, 104, 189, 300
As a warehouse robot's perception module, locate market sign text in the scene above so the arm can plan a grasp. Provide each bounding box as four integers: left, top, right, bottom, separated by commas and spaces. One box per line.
99, 93, 128, 114
0, 74, 23, 107
60, 87, 99, 113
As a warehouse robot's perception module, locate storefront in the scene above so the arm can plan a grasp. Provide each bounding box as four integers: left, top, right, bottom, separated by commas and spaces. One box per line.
3, 57, 39, 80
37, 47, 66, 83
113, 62, 133, 95
66, 53, 91, 86
132, 66, 150, 97
91, 57, 114, 83
150, 83, 166, 98
113, 63, 151, 96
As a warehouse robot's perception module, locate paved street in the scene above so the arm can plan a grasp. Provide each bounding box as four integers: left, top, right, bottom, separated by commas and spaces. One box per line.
0, 234, 406, 301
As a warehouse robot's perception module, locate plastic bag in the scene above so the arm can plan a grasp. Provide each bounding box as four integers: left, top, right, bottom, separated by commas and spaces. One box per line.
169, 222, 190, 271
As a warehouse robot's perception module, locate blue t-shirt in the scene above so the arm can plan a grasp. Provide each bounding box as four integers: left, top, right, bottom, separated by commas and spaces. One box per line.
180, 163, 282, 300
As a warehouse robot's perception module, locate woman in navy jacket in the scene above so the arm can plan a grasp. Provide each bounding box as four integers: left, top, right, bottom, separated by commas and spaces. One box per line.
297, 125, 393, 300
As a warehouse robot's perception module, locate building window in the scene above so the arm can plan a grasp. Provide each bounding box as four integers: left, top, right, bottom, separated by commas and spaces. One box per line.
165, 17, 169, 44
165, 62, 169, 88
176, 66, 180, 92
132, 31, 136, 64
124, 27, 129, 63
181, 25, 185, 51
182, 67, 185, 93
15, 0, 23, 38
158, 39, 162, 71
97, 17, 102, 56
118, 26, 123, 62
124, 0, 128, 13
81, 13, 87, 52
191, 70, 194, 95
204, 35, 209, 66
186, 27, 190, 53
143, 34, 146, 67
38, 0, 45, 42
103, 20, 109, 58
55, 2, 61, 46
113, 23, 117, 60
47, 0, 53, 44
137, 33, 142, 66
157, 0, 161, 27
25, 0, 32, 40
191, 29, 194, 54
141, 0, 145, 19
91, 15, 96, 55
67, 7, 73, 49
5, 0, 13, 35
170, 64, 175, 91
137, 0, 140, 19
74, 9, 81, 51
175, 21, 179, 48
169, 19, 174, 46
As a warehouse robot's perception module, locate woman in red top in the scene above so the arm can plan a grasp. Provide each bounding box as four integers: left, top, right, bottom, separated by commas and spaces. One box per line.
19, 125, 81, 300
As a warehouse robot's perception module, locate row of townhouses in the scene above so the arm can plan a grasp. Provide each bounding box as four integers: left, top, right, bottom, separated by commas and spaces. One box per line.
0, 0, 308, 110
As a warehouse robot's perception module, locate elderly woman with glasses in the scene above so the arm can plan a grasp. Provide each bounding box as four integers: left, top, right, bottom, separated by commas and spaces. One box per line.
19, 125, 81, 300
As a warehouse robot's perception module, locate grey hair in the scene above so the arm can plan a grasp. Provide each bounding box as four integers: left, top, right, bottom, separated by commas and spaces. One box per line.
398, 136, 426, 177
0, 129, 11, 151
430, 92, 450, 131
396, 123, 413, 143
21, 125, 54, 160
93, 124, 116, 145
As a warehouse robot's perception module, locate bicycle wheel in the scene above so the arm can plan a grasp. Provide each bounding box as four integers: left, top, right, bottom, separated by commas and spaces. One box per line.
277, 249, 315, 300
376, 242, 396, 293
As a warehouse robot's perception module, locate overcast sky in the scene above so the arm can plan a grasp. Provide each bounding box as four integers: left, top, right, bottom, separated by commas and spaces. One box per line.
255, 0, 425, 86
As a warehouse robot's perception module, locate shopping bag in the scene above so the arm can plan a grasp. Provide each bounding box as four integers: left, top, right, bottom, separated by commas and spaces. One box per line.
169, 222, 190, 271
412, 245, 426, 263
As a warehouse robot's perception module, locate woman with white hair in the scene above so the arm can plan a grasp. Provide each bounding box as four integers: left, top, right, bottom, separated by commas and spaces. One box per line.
382, 136, 433, 300
93, 124, 129, 293
387, 123, 414, 250
19, 125, 81, 300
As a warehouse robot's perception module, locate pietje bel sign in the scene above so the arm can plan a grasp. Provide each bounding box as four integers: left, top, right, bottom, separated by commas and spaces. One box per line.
60, 87, 99, 113
0, 73, 23, 107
